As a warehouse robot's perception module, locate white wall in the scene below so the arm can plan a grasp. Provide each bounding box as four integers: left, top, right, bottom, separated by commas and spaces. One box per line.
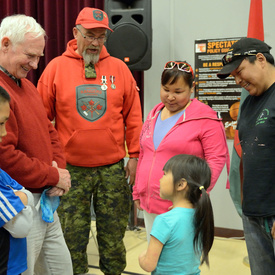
143, 0, 275, 230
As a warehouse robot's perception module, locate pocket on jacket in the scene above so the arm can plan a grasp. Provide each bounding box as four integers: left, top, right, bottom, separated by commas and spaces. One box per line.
65, 128, 121, 166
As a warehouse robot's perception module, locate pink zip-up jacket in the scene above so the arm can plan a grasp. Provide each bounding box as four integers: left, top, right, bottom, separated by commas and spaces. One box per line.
132, 98, 230, 214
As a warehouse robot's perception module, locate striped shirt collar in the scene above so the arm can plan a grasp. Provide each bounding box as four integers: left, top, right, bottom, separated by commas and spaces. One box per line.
0, 65, 21, 86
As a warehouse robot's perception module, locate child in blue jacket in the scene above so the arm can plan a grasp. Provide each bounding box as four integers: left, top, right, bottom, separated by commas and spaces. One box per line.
0, 86, 34, 275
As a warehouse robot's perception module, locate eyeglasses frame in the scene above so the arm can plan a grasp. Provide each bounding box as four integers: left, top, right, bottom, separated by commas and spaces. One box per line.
76, 26, 106, 44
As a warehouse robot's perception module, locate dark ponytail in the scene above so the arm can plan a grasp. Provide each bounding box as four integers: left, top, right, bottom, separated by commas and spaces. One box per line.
163, 154, 214, 266
193, 184, 214, 266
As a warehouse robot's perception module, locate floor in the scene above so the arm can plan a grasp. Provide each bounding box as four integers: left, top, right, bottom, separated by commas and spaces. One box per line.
87, 221, 251, 275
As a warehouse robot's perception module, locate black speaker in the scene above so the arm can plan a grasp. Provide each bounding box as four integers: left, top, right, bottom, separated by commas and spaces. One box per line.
104, 0, 152, 71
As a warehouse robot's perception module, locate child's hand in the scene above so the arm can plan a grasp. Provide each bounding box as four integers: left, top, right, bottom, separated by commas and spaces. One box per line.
14, 191, 28, 205
138, 250, 147, 270
138, 236, 162, 272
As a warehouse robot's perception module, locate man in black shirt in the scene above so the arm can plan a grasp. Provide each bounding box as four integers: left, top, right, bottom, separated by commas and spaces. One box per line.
217, 37, 275, 275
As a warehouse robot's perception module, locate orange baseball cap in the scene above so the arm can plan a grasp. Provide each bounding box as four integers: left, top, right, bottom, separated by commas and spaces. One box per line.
76, 7, 113, 32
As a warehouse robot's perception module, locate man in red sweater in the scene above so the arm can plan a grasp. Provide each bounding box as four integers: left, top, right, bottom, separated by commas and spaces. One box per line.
0, 14, 73, 274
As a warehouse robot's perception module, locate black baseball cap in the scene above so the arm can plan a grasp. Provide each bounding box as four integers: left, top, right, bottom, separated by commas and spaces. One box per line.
217, 37, 271, 79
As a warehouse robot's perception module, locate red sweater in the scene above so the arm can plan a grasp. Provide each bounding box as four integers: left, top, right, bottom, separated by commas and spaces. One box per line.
38, 40, 142, 167
0, 72, 66, 193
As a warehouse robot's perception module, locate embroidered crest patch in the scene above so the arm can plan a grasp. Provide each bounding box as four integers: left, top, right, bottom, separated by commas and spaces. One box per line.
93, 10, 104, 21
76, 84, 106, 122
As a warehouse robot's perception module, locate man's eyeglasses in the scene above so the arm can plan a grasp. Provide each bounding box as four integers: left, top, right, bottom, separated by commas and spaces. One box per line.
76, 26, 106, 44
222, 51, 257, 65
164, 61, 194, 77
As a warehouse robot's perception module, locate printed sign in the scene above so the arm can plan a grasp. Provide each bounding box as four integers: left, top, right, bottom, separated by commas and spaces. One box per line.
194, 37, 244, 139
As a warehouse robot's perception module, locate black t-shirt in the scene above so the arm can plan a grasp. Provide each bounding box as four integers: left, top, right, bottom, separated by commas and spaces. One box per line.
238, 82, 275, 216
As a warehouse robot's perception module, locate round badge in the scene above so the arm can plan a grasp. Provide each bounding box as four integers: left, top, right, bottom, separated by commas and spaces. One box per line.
101, 84, 107, 90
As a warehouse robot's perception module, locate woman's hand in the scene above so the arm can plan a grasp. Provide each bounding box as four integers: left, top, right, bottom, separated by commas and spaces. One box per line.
134, 199, 143, 211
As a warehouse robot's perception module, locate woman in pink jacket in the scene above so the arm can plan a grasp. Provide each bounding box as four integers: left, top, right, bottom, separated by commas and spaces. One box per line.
132, 61, 230, 241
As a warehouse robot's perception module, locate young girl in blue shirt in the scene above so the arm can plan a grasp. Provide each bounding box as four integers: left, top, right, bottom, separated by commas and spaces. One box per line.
139, 154, 214, 274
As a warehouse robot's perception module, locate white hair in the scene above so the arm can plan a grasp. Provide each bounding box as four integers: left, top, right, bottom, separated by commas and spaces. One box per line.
0, 14, 46, 49
82, 50, 100, 65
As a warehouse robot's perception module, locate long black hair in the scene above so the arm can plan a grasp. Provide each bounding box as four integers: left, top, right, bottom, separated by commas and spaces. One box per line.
163, 154, 214, 266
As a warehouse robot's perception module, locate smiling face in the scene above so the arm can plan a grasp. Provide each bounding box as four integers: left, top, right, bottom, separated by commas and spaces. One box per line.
0, 101, 10, 143
231, 54, 271, 96
160, 75, 194, 114
0, 33, 45, 79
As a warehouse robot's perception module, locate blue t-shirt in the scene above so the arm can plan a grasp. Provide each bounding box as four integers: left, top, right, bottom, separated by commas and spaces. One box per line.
0, 169, 27, 275
150, 207, 201, 275
153, 109, 185, 149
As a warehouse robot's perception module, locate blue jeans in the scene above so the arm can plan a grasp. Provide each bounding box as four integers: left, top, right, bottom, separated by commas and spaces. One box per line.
242, 214, 275, 275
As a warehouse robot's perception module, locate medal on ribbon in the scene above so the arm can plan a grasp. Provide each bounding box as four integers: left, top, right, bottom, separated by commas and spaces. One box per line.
101, 75, 107, 90
110, 75, 116, 90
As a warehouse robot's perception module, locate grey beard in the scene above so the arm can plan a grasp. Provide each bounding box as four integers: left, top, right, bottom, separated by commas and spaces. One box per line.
82, 50, 99, 65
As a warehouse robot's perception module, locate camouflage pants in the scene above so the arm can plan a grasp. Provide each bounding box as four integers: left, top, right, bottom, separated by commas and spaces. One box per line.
58, 159, 131, 275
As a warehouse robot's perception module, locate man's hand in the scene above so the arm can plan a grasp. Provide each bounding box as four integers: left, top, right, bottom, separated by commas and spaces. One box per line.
55, 168, 71, 194
52, 161, 58, 168
52, 161, 71, 195
125, 158, 138, 185
46, 187, 65, 197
